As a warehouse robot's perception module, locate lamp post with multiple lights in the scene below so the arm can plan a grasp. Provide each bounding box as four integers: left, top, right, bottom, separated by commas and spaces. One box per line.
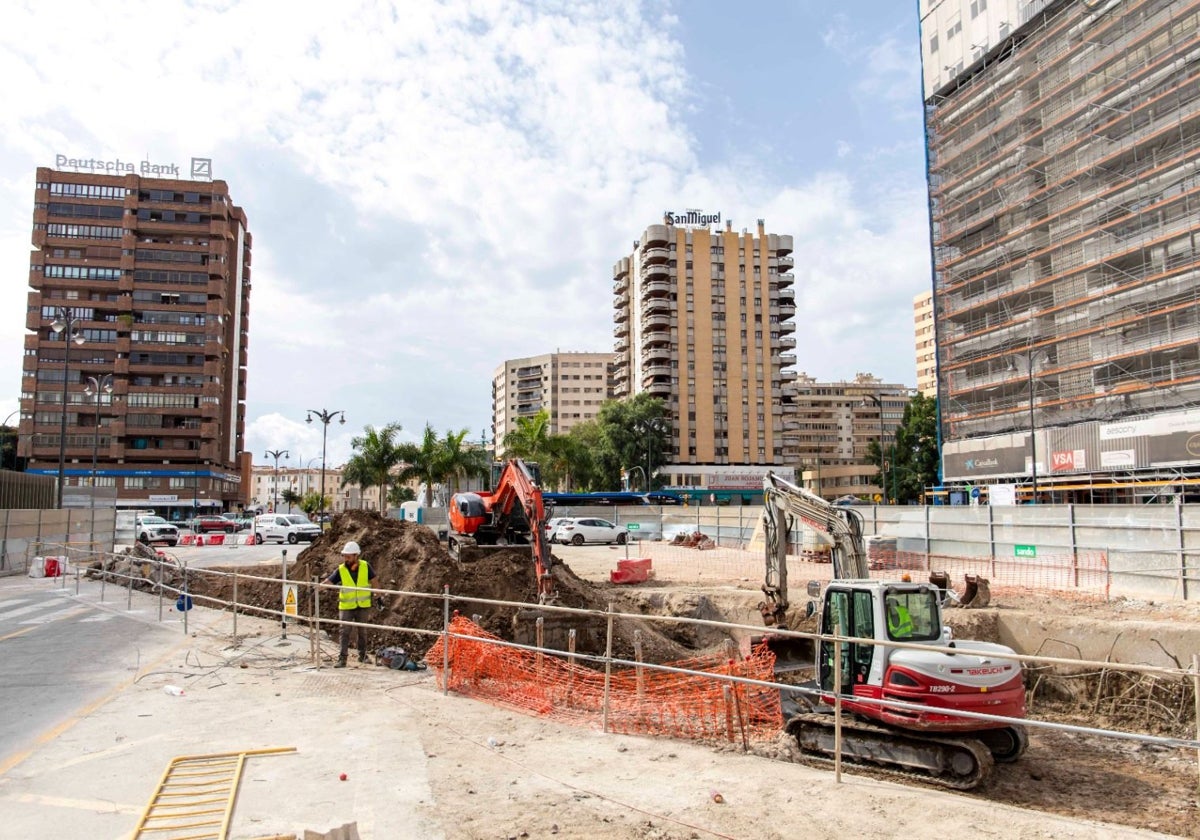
51, 307, 86, 508
83, 375, 114, 508
861, 394, 887, 504
1013, 349, 1050, 503
306, 409, 345, 518
265, 448, 289, 513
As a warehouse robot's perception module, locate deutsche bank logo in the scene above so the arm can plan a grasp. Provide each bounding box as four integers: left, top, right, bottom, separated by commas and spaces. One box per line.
190, 157, 212, 180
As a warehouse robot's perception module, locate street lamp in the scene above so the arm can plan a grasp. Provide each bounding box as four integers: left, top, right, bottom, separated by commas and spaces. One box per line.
265, 448, 289, 513
1012, 349, 1050, 503
862, 394, 887, 504
306, 409, 345, 518
634, 418, 668, 493
83, 375, 114, 510
1, 409, 17, 471
51, 307, 87, 508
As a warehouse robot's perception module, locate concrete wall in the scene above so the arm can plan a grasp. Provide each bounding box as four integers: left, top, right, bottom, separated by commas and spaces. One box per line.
0, 508, 116, 575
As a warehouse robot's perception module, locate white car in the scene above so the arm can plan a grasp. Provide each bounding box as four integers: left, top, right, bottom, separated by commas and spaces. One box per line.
135, 515, 179, 546
552, 517, 628, 546
544, 517, 571, 544
254, 513, 321, 544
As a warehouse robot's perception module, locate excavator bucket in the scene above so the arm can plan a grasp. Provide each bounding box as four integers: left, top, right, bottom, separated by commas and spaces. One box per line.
962, 574, 991, 608
928, 570, 951, 604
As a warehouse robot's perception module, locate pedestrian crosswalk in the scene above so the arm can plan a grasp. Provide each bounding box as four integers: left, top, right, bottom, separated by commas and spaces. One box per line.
0, 592, 112, 630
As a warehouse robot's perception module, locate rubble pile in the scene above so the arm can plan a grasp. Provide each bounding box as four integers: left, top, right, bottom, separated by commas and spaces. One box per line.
670, 530, 717, 550
187, 511, 697, 661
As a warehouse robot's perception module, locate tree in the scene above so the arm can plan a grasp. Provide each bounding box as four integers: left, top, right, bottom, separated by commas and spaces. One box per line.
396, 423, 443, 507
0, 424, 16, 471
300, 491, 329, 517
594, 393, 671, 490
436, 428, 489, 495
502, 410, 552, 462
875, 393, 939, 504
342, 423, 403, 511
280, 488, 301, 513
388, 484, 416, 506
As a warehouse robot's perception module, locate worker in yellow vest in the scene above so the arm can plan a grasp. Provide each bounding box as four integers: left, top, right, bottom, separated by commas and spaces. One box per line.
886, 596, 914, 640
325, 540, 377, 667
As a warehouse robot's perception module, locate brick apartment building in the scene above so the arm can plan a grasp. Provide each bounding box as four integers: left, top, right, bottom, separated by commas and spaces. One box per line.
18, 161, 251, 517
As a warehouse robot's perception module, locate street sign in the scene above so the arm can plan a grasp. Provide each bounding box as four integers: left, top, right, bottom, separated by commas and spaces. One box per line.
970, 487, 981, 498
283, 583, 298, 620
625, 522, 641, 530
1014, 544, 1037, 558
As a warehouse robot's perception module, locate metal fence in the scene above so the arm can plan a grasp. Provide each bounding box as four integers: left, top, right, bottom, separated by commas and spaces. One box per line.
550, 502, 1200, 602
0, 508, 116, 575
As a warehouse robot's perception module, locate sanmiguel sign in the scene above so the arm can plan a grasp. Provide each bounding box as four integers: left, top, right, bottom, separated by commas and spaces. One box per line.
665, 209, 721, 228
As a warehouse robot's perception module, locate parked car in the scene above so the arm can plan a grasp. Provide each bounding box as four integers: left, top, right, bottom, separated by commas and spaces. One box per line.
220, 513, 254, 531
135, 515, 179, 547
544, 517, 571, 544
191, 515, 237, 534
254, 513, 322, 544
552, 517, 628, 546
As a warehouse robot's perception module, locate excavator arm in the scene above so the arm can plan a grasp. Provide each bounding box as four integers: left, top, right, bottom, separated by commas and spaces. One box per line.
760, 471, 869, 626
484, 459, 555, 602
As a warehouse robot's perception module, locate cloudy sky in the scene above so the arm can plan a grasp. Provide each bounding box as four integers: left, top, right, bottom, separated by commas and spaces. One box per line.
0, 0, 929, 468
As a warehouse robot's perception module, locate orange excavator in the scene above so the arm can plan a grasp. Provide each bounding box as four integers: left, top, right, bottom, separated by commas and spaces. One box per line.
447, 459, 554, 602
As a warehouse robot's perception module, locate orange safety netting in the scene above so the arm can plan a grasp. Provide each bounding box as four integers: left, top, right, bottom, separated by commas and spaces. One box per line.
428, 615, 782, 744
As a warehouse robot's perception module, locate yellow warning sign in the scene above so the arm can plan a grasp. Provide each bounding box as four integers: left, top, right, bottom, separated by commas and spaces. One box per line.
282, 583, 298, 619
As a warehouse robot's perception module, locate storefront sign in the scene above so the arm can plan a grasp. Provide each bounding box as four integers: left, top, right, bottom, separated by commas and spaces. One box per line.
149, 494, 179, 502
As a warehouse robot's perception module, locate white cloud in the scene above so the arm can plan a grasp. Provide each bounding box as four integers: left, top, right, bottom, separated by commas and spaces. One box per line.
0, 0, 930, 469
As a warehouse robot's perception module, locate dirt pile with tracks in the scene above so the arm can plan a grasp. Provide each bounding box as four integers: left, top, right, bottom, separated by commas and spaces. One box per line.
186, 510, 699, 661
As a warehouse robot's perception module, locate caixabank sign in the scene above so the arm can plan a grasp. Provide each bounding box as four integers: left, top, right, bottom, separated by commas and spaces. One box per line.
943, 408, 1200, 480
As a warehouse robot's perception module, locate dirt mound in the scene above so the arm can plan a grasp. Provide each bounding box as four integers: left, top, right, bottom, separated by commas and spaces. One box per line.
188, 510, 697, 662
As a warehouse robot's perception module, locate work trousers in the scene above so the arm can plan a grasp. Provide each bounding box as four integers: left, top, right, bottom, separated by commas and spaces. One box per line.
338, 606, 369, 662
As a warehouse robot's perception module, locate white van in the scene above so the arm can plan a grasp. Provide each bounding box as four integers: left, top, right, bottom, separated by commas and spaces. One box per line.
254, 513, 321, 544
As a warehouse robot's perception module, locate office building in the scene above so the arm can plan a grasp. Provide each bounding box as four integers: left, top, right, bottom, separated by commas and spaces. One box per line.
18, 163, 250, 515
492, 351, 614, 454
914, 290, 937, 398
791, 373, 912, 501
611, 216, 798, 498
922, 0, 1200, 501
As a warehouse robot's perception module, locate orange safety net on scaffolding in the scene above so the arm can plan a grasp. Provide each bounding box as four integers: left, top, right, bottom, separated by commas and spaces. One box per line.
428, 615, 782, 744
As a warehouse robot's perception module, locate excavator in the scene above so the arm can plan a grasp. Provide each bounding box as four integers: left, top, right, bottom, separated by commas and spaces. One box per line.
447, 458, 555, 602
758, 472, 1028, 789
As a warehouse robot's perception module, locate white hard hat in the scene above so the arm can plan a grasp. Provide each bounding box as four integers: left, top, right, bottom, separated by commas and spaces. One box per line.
341, 540, 361, 555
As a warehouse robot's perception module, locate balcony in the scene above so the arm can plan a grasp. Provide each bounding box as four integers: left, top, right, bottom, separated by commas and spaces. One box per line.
614, 321, 629, 338
781, 369, 798, 381
778, 320, 796, 334
777, 254, 794, 271
641, 224, 670, 248
615, 335, 629, 352
777, 287, 795, 303
614, 292, 629, 309
641, 246, 670, 265
779, 353, 796, 366
645, 380, 672, 397
642, 264, 671, 283
779, 335, 796, 350
613, 275, 629, 295
641, 297, 672, 318
642, 312, 671, 331
643, 363, 672, 379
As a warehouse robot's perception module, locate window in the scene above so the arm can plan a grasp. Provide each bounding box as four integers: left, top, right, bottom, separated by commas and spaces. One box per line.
46, 223, 123, 240
947, 19, 961, 40
970, 0, 986, 18
50, 183, 125, 200
47, 202, 123, 220
929, 33, 938, 53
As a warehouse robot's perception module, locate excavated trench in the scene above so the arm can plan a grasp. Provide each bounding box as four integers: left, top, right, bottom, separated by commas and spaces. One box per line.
174, 512, 1200, 838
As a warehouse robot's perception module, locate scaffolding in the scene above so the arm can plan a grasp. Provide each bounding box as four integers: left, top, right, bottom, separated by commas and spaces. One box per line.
929, 0, 1200, 469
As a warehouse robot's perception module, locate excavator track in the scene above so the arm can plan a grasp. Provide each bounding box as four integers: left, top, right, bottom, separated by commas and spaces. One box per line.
785, 712, 995, 790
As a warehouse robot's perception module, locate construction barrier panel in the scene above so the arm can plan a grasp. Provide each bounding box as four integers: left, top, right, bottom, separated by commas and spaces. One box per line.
428, 615, 781, 743
178, 534, 196, 546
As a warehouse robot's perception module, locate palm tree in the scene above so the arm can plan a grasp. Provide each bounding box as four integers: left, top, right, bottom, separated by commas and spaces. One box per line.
342, 423, 404, 512
396, 423, 443, 507
437, 428, 490, 495
503, 410, 551, 462
280, 488, 301, 514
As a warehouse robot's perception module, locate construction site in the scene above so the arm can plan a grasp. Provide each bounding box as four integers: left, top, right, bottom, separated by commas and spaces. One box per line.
30, 506, 1190, 838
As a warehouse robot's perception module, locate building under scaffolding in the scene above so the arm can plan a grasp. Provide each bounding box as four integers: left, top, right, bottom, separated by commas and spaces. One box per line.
921, 0, 1200, 501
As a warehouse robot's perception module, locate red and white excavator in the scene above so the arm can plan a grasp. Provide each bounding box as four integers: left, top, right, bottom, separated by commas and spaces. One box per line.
447, 459, 554, 602
759, 472, 1028, 789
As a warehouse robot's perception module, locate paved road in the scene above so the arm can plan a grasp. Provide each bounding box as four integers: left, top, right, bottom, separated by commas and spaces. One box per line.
0, 578, 186, 772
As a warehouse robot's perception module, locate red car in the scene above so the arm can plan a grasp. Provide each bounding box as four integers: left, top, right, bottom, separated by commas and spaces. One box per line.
191, 515, 237, 533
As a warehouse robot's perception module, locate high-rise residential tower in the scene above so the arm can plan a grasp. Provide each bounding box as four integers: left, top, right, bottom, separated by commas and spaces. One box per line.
612, 215, 797, 496
492, 351, 614, 454
922, 0, 1200, 501
19, 162, 250, 515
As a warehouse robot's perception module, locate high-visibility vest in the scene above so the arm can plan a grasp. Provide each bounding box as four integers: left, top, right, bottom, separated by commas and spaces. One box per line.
337, 561, 372, 610
887, 602, 913, 638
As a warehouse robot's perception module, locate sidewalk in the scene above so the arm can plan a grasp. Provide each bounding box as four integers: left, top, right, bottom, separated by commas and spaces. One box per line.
0, 576, 1178, 839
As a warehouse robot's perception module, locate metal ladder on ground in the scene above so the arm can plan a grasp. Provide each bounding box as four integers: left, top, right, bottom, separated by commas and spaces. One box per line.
131, 747, 295, 839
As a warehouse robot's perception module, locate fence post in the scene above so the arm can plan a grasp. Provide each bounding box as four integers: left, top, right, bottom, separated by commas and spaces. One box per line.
833, 634, 843, 784
442, 584, 450, 695
182, 560, 188, 636
100, 549, 106, 602
567, 629, 576, 706
280, 549, 288, 642
156, 557, 163, 621
232, 570, 239, 641
536, 616, 544, 677
925, 503, 932, 568
1193, 653, 1199, 806
633, 629, 644, 701
1178, 501, 1188, 601
127, 555, 133, 611
313, 577, 321, 668
602, 602, 614, 733
74, 564, 80, 596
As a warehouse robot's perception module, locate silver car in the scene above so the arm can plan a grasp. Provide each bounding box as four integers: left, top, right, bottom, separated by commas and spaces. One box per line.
552, 517, 628, 546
